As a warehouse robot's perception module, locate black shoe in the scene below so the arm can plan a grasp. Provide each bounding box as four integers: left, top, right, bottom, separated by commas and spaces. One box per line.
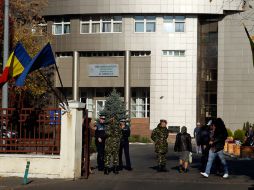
125, 167, 133, 171
118, 166, 123, 171
113, 166, 119, 174
157, 165, 162, 172
104, 167, 109, 175
161, 165, 168, 172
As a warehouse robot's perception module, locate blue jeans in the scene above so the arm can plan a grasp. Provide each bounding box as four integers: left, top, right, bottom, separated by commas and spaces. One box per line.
205, 149, 228, 175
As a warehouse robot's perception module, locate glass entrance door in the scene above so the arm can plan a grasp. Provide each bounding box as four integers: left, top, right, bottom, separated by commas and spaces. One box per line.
95, 100, 106, 118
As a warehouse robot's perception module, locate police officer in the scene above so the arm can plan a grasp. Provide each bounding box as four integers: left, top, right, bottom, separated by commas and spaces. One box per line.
151, 119, 169, 172
95, 114, 106, 171
119, 119, 132, 171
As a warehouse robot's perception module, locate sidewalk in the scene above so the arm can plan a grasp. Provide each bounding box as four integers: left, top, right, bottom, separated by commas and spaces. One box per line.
1, 144, 254, 190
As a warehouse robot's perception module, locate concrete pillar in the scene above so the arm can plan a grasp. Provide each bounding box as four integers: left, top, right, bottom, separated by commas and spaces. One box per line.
60, 101, 85, 179
124, 50, 131, 113
73, 51, 80, 101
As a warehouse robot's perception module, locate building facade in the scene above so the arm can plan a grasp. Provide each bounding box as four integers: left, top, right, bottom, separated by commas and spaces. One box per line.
43, 0, 254, 135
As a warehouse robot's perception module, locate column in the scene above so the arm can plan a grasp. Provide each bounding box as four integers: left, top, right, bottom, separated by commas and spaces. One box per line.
124, 50, 131, 113
73, 51, 80, 101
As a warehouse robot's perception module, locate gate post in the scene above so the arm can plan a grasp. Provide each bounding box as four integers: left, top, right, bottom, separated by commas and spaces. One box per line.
60, 101, 85, 179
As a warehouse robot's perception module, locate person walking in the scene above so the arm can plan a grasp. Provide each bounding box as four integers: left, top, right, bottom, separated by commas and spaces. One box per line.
104, 117, 122, 175
119, 119, 132, 171
194, 122, 202, 154
95, 114, 106, 171
198, 124, 210, 172
174, 126, 192, 173
201, 118, 229, 178
151, 119, 169, 172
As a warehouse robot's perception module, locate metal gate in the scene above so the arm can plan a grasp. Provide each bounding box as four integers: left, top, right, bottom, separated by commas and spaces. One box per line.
81, 108, 90, 179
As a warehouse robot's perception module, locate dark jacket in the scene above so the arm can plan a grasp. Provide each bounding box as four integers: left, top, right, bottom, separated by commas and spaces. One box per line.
211, 128, 228, 152
121, 125, 130, 142
197, 126, 210, 146
174, 132, 192, 152
95, 123, 106, 142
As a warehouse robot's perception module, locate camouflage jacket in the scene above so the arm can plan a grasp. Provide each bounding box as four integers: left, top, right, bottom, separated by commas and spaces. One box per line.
151, 124, 169, 153
105, 122, 122, 148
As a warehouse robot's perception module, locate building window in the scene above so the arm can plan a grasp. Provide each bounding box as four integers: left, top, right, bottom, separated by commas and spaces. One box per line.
131, 89, 150, 118
135, 16, 156, 33
162, 50, 185, 56
80, 51, 125, 57
80, 16, 122, 34
163, 16, 185, 32
52, 20, 70, 35
56, 52, 73, 58
131, 51, 151, 57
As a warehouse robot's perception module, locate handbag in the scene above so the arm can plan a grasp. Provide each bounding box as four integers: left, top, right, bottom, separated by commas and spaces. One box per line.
189, 152, 193, 164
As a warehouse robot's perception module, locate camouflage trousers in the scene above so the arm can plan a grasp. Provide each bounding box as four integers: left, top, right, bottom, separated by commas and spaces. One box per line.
157, 153, 167, 166
104, 142, 120, 167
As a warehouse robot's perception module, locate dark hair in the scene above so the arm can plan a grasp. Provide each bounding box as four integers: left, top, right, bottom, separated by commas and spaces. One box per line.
214, 118, 227, 137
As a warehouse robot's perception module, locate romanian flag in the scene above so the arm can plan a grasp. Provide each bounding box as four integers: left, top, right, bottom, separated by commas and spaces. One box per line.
16, 43, 56, 86
244, 25, 254, 67
0, 42, 31, 86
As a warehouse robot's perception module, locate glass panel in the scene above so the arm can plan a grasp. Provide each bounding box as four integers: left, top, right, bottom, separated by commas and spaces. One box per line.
164, 22, 174, 32
162, 51, 168, 56
146, 22, 155, 32
81, 23, 89, 33
102, 22, 111, 32
174, 51, 180, 56
175, 16, 185, 21
113, 23, 122, 32
102, 16, 111, 21
64, 24, 70, 34
92, 23, 100, 33
179, 50, 185, 56
146, 16, 156, 21
175, 23, 184, 32
54, 24, 62, 34
113, 16, 122, 21
164, 16, 173, 22
135, 22, 144, 32
135, 16, 145, 21
168, 50, 174, 56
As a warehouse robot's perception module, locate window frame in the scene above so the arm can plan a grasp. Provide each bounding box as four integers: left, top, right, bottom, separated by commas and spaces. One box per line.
80, 16, 123, 34
163, 15, 185, 33
52, 20, 70, 35
162, 50, 186, 57
134, 16, 156, 33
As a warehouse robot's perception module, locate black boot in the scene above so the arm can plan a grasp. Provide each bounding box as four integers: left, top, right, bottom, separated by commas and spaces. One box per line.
157, 165, 162, 172
161, 165, 168, 172
104, 167, 109, 175
113, 166, 119, 174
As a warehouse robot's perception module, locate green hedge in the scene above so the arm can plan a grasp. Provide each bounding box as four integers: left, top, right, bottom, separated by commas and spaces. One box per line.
233, 129, 245, 142
227, 128, 233, 137
129, 135, 151, 143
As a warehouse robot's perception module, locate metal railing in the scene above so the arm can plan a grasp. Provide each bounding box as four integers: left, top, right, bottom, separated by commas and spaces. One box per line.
0, 108, 61, 155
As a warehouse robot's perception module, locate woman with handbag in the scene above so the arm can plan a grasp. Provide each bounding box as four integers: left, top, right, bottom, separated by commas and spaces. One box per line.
174, 126, 192, 173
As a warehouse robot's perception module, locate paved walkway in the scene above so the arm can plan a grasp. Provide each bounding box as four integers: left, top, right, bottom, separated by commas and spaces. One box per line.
1, 144, 254, 190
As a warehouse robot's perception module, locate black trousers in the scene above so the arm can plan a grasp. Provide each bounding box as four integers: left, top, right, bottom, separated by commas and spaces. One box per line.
96, 141, 105, 170
119, 140, 131, 168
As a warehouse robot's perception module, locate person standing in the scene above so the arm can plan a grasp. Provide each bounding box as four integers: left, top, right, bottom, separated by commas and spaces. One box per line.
119, 119, 132, 171
95, 114, 106, 171
104, 117, 122, 175
151, 119, 169, 172
174, 126, 192, 173
194, 122, 202, 154
201, 118, 229, 178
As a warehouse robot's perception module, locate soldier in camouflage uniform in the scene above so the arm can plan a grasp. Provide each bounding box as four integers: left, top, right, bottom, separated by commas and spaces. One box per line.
151, 119, 169, 172
104, 117, 122, 175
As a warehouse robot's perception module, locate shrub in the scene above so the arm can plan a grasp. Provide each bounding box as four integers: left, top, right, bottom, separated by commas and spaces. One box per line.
227, 128, 233, 137
234, 129, 245, 142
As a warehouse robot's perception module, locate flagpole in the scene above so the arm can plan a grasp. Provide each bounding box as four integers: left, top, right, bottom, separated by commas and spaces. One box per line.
2, 0, 9, 108
54, 62, 69, 107
38, 70, 66, 110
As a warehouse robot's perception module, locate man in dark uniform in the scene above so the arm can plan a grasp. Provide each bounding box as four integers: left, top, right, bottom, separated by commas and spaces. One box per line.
95, 114, 106, 171
119, 119, 132, 171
